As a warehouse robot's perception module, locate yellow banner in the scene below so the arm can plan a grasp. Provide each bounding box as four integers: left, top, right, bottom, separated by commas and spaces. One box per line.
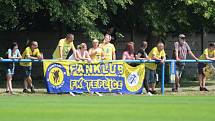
123, 63, 145, 92
43, 60, 145, 94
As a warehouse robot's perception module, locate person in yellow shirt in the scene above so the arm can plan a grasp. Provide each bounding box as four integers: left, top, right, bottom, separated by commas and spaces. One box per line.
52, 34, 76, 59
198, 42, 215, 91
20, 41, 43, 93
89, 39, 104, 61
99, 34, 116, 60
145, 42, 166, 94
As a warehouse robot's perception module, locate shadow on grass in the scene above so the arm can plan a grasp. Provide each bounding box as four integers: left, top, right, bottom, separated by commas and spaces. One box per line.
156, 79, 215, 88
0, 79, 46, 89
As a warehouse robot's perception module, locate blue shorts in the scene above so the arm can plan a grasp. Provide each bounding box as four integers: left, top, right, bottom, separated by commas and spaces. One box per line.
198, 63, 206, 75
6, 67, 15, 75
145, 68, 156, 84
21, 66, 32, 78
5, 63, 15, 75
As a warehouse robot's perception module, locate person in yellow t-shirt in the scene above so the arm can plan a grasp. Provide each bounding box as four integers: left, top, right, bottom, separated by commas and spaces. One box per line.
89, 39, 104, 62
20, 41, 43, 93
198, 42, 215, 91
99, 34, 116, 60
145, 42, 166, 94
52, 34, 76, 59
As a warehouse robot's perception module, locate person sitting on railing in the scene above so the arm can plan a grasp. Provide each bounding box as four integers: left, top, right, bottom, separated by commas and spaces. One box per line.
122, 42, 135, 60
52, 33, 76, 60
88, 39, 104, 96
99, 34, 116, 60
20, 41, 43, 93
75, 43, 91, 62
136, 41, 150, 94
198, 42, 215, 91
5, 42, 22, 94
172, 34, 198, 92
145, 41, 166, 94
89, 39, 104, 62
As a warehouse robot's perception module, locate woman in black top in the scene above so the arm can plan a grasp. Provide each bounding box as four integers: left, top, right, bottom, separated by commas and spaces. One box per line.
136, 41, 149, 93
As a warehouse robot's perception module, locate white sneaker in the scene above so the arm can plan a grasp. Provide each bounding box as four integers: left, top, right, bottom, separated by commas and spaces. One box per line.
95, 92, 103, 96
90, 92, 94, 95
69, 92, 76, 96
119, 92, 123, 95
147, 92, 153, 96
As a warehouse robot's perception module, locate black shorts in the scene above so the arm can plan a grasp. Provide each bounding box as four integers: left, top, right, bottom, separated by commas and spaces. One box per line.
176, 64, 185, 78
198, 63, 206, 74
21, 66, 32, 78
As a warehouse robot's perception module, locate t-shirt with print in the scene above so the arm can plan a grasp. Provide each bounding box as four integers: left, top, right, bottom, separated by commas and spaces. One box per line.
199, 48, 215, 60
52, 38, 75, 59
20, 47, 41, 67
89, 47, 103, 61
145, 47, 166, 70
100, 43, 115, 60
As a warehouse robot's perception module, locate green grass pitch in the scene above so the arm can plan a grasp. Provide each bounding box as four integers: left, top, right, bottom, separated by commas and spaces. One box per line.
0, 95, 215, 121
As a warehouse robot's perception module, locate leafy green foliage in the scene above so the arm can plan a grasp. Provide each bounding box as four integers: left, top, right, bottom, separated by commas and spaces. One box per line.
0, 0, 215, 39
0, 0, 132, 39
111, 0, 215, 38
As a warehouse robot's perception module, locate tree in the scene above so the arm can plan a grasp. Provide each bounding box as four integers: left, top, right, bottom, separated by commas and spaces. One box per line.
0, 0, 133, 40
110, 0, 215, 39
1, 0, 215, 40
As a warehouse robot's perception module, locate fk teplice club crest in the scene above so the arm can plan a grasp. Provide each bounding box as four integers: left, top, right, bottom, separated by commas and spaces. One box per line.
48, 67, 65, 86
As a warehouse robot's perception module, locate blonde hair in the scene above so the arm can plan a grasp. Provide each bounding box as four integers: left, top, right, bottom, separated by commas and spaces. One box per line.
77, 43, 86, 49
92, 39, 99, 43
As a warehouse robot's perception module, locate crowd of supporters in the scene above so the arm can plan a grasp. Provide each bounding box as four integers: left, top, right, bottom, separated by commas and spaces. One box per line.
0, 33, 214, 95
